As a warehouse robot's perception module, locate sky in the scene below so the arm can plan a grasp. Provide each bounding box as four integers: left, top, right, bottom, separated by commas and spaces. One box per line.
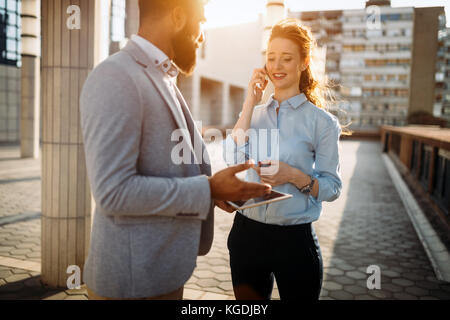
204, 0, 450, 29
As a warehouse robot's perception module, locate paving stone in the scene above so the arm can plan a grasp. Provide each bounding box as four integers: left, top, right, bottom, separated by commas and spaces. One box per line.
0, 281, 24, 292
323, 281, 343, 291
346, 271, 366, 280
319, 289, 329, 297
393, 292, 418, 300
10, 248, 32, 255
392, 278, 414, 287
329, 290, 354, 300
208, 258, 227, 266
404, 286, 429, 297
14, 243, 36, 249
183, 288, 204, 300
185, 283, 202, 291
368, 290, 392, 299
336, 263, 355, 271
333, 276, 355, 286
211, 266, 229, 274
204, 286, 225, 294
65, 287, 88, 296
382, 270, 400, 278
25, 252, 41, 259
23, 276, 42, 287
218, 281, 233, 291
5, 273, 30, 283
197, 278, 220, 288
414, 280, 440, 290
201, 292, 230, 300
214, 273, 232, 282
194, 270, 216, 279
354, 295, 377, 300
0, 270, 13, 279
64, 295, 88, 300
402, 272, 425, 281
381, 283, 403, 293
11, 268, 29, 275
343, 285, 367, 295
43, 291, 68, 300
271, 289, 280, 300
325, 268, 344, 276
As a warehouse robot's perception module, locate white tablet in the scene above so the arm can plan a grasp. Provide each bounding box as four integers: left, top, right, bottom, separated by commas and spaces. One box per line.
226, 190, 293, 211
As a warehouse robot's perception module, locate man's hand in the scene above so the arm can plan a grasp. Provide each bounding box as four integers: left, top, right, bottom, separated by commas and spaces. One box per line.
214, 200, 236, 213
209, 160, 272, 201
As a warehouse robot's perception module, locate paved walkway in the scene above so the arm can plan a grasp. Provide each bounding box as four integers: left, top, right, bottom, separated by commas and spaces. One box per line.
0, 141, 450, 300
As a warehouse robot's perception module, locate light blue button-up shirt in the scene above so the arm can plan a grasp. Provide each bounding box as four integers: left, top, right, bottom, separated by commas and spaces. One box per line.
223, 93, 342, 226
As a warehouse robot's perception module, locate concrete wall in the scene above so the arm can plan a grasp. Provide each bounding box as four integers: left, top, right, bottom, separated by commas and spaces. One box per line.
196, 20, 263, 89
125, 0, 139, 37
178, 19, 263, 127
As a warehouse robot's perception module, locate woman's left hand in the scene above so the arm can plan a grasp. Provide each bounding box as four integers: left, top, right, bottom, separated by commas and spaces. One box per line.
254, 160, 295, 187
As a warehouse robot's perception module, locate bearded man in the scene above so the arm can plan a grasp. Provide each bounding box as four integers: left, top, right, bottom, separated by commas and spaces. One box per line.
79, 0, 271, 300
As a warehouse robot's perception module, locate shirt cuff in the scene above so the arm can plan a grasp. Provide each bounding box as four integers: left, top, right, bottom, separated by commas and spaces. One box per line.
178, 175, 211, 221
195, 175, 212, 220
315, 175, 340, 203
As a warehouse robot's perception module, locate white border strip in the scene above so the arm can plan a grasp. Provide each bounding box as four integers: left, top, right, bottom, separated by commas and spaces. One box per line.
382, 154, 450, 282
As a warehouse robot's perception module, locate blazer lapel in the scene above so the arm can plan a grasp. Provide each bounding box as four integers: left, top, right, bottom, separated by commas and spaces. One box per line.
122, 40, 199, 164
174, 86, 212, 176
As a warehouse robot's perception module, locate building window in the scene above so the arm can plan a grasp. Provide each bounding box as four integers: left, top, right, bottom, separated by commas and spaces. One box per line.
110, 0, 126, 42
0, 0, 21, 67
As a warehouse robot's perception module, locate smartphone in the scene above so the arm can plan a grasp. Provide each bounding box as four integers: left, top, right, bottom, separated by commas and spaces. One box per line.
258, 161, 271, 168
255, 64, 269, 92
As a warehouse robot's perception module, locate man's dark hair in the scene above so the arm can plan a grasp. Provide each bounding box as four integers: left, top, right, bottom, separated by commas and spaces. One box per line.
138, 0, 207, 20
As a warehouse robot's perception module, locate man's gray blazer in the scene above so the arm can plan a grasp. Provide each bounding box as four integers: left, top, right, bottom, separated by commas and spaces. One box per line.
80, 40, 214, 298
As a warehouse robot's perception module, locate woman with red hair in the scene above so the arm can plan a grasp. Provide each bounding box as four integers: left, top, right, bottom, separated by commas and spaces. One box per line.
224, 19, 344, 300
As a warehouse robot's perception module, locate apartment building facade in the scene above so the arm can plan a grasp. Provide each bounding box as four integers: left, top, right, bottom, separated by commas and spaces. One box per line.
435, 27, 450, 121
290, 1, 446, 130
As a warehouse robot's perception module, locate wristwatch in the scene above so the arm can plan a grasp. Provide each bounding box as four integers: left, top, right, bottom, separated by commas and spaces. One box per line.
297, 176, 315, 195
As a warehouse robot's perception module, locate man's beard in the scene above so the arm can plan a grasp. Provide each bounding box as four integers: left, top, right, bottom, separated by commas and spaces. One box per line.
172, 25, 198, 76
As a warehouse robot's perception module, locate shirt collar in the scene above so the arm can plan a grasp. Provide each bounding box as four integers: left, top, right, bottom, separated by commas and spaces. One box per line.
131, 34, 179, 78
266, 93, 308, 110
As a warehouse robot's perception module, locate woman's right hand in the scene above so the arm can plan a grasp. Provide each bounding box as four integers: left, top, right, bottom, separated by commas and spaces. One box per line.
244, 68, 268, 108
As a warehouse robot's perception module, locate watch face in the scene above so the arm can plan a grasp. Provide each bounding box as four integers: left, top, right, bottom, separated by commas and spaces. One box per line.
301, 187, 311, 194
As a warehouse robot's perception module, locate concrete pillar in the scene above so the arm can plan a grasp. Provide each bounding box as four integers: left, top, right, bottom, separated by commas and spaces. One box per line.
262, 0, 286, 103
221, 82, 230, 126
409, 7, 445, 117
125, 0, 139, 37
178, 73, 201, 121
192, 74, 201, 121
41, 0, 102, 288
20, 0, 41, 159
